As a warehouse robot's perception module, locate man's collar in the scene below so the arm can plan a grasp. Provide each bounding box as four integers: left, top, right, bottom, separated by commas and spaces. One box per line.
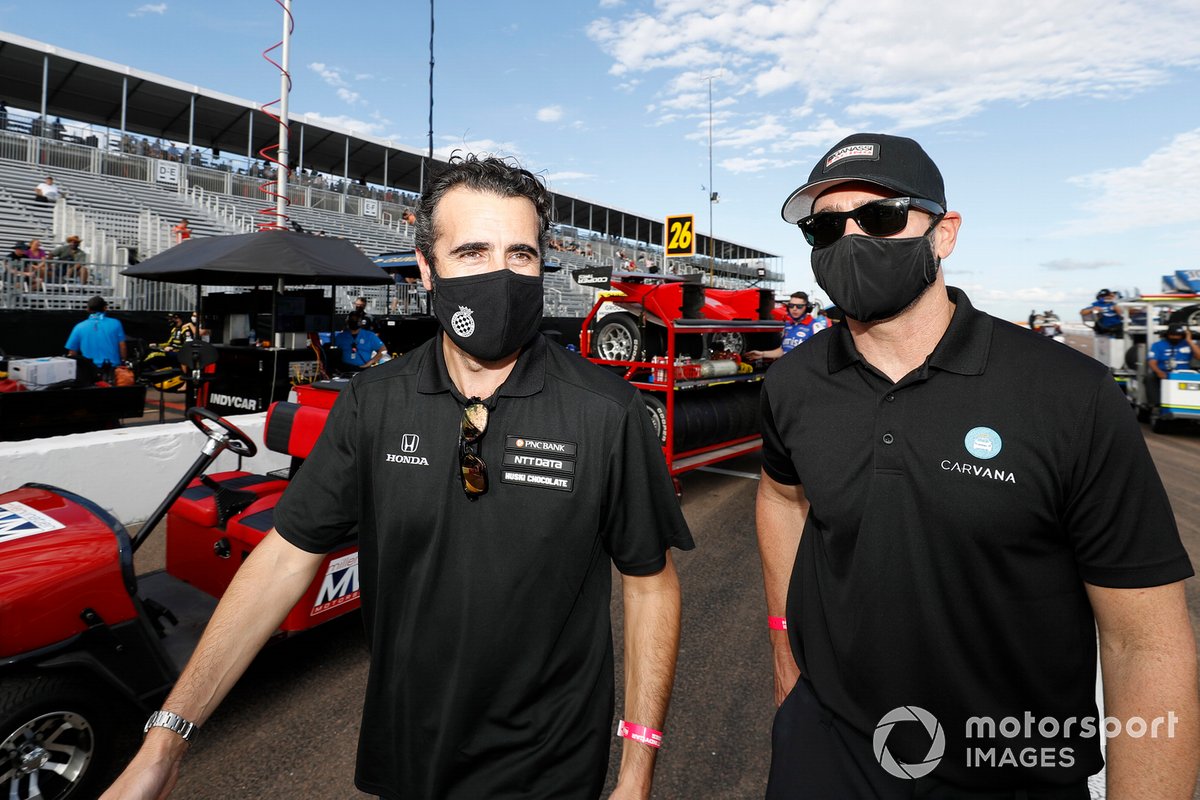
417, 332, 548, 400
827, 287, 991, 376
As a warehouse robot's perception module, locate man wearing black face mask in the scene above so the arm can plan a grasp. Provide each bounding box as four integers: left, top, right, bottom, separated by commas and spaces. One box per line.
755, 133, 1197, 798
104, 155, 692, 800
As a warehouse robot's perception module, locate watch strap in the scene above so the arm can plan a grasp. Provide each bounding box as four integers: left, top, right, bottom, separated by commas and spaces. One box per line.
144, 710, 197, 742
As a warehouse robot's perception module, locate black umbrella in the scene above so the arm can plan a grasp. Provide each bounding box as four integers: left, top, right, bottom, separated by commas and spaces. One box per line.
122, 230, 392, 286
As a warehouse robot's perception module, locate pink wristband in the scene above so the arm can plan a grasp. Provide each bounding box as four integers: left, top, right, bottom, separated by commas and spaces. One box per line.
617, 720, 663, 749
768, 615, 788, 631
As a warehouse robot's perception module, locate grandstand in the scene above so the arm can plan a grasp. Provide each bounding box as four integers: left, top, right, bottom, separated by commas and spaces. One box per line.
0, 32, 783, 317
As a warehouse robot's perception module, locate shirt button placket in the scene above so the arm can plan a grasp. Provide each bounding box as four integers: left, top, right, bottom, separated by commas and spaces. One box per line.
876, 390, 902, 469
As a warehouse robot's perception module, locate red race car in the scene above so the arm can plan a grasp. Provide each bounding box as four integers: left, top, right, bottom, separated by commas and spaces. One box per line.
581, 271, 781, 362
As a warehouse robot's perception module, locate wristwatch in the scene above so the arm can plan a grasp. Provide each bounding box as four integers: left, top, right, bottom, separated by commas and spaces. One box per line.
144, 710, 198, 742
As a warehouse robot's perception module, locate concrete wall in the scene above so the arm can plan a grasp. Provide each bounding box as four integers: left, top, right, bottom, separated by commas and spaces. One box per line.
0, 412, 290, 525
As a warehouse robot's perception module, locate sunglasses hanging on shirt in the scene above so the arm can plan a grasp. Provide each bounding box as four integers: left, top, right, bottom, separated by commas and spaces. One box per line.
458, 398, 489, 499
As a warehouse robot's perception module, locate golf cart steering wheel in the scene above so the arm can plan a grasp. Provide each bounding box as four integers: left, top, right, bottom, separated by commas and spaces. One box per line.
187, 407, 258, 458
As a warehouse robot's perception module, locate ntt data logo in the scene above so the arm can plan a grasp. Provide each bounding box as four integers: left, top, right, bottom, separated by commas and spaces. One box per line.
873, 706, 945, 779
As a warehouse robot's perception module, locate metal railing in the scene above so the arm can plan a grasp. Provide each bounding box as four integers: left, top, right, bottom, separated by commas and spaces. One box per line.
1, 122, 785, 288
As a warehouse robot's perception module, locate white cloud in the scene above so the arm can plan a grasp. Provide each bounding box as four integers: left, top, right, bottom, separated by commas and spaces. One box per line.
588, 1, 1200, 160
1061, 128, 1200, 235
962, 284, 1081, 305
536, 105, 564, 123
719, 157, 775, 173
432, 138, 524, 162
336, 88, 362, 106
129, 3, 166, 16
599, 0, 624, 7
544, 171, 595, 184
300, 112, 384, 137
309, 62, 347, 88
1041, 258, 1121, 271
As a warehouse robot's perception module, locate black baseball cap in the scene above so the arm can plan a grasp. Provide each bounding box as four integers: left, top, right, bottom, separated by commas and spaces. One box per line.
1167, 323, 1186, 337
781, 133, 947, 223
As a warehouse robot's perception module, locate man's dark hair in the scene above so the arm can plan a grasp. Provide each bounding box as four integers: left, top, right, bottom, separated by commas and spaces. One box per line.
415, 153, 553, 270
86, 295, 107, 313
790, 291, 809, 302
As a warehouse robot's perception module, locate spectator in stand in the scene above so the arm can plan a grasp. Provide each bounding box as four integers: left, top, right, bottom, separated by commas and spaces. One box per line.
4, 241, 38, 291
23, 238, 48, 289
34, 176, 61, 203
49, 235, 88, 284
172, 218, 192, 243
5, 240, 27, 264
66, 295, 126, 371
50, 117, 65, 140
402, 208, 417, 226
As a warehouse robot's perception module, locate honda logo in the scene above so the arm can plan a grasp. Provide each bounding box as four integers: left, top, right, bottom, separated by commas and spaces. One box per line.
401, 434, 420, 453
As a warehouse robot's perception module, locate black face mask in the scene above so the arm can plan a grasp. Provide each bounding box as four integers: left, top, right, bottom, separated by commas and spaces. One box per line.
812, 235, 940, 323
432, 269, 544, 361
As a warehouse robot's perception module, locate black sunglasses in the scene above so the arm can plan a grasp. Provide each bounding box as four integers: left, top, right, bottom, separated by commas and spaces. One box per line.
797, 197, 945, 247
459, 398, 489, 499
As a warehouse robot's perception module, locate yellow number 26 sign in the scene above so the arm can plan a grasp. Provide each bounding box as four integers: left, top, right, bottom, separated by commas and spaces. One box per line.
665, 214, 695, 257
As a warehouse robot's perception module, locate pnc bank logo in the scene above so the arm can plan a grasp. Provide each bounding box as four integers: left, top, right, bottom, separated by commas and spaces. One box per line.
873, 706, 945, 780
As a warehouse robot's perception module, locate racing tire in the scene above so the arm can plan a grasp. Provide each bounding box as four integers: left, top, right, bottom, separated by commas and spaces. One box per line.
592, 314, 642, 361
642, 393, 667, 447
0, 673, 127, 800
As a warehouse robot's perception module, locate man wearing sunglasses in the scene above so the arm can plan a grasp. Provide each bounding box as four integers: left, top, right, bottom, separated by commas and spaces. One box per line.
755, 133, 1196, 798
745, 291, 828, 362
104, 155, 693, 800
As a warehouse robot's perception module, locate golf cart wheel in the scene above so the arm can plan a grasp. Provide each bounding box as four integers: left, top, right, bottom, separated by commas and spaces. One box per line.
592, 314, 641, 361
1149, 406, 1172, 434
0, 674, 118, 800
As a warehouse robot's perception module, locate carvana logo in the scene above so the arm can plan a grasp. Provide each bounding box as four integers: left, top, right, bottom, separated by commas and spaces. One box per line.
964, 427, 1002, 460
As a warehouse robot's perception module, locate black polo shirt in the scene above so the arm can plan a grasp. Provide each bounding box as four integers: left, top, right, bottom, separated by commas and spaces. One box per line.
761, 287, 1192, 791
274, 332, 693, 800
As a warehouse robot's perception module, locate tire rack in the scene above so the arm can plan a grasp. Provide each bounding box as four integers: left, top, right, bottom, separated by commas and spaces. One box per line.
582, 313, 783, 480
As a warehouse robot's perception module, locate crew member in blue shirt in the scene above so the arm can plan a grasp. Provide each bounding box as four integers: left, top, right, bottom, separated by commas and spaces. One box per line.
1080, 288, 1123, 336
747, 291, 829, 361
333, 310, 387, 370
65, 295, 126, 369
1146, 323, 1195, 409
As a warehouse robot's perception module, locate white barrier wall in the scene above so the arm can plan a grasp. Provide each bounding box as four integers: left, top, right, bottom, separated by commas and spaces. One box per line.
0, 413, 290, 526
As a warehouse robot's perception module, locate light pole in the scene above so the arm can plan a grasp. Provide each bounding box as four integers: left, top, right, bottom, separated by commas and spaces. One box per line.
704, 73, 717, 286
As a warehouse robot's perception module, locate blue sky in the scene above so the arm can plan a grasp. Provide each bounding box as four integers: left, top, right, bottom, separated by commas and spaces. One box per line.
2, 1, 1198, 322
